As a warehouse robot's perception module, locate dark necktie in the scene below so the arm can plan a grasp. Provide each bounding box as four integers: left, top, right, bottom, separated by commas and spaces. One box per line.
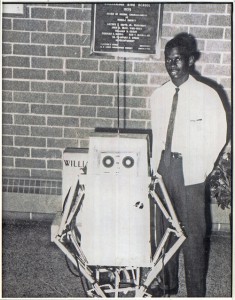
164, 87, 180, 167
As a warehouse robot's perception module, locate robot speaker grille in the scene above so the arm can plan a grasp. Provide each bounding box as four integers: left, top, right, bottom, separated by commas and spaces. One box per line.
102, 155, 115, 168
122, 156, 135, 168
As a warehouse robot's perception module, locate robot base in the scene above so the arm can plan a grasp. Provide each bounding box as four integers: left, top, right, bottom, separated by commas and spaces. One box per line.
54, 175, 186, 298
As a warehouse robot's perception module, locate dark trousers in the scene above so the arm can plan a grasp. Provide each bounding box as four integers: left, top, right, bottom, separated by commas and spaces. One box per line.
155, 151, 207, 297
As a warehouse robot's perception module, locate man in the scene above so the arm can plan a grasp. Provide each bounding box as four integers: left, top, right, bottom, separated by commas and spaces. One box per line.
150, 33, 227, 297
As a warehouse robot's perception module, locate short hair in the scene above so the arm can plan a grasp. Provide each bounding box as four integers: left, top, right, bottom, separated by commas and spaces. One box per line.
165, 32, 200, 60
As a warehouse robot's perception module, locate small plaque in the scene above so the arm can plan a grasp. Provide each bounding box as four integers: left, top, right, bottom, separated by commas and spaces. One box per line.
91, 3, 163, 57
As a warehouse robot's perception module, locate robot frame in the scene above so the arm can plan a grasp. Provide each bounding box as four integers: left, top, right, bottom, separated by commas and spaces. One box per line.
53, 132, 186, 298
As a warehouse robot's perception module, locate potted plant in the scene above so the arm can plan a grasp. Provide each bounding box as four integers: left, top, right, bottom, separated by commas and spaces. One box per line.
209, 141, 231, 227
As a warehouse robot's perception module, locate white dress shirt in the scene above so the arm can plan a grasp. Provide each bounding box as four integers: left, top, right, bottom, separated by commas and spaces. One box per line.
150, 75, 227, 186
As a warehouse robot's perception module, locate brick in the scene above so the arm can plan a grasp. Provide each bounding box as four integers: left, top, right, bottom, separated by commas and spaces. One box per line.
47, 70, 80, 81
225, 28, 231, 40
2, 114, 13, 124
64, 106, 96, 117
47, 93, 78, 105
32, 57, 63, 69
83, 22, 91, 34
66, 34, 90, 46
220, 78, 231, 89
47, 138, 78, 148
3, 102, 29, 113
189, 27, 224, 39
16, 158, 46, 169
47, 160, 62, 170
80, 118, 113, 128
150, 75, 169, 85
49, 4, 83, 8
132, 86, 156, 97
13, 69, 45, 80
3, 80, 29, 91
97, 107, 127, 119
31, 169, 62, 180
114, 97, 147, 108
15, 136, 46, 147
65, 83, 97, 94
163, 12, 171, 24
204, 65, 231, 77
173, 13, 207, 25
209, 15, 231, 27
100, 60, 132, 72
64, 128, 92, 139
2, 146, 30, 157
81, 46, 113, 60
2, 157, 14, 167
2, 43, 12, 54
116, 73, 148, 85
3, 56, 30, 67
31, 104, 62, 115
80, 140, 89, 148
66, 59, 98, 70
200, 53, 221, 64
131, 109, 151, 120
134, 62, 166, 73
83, 4, 91, 9
3, 168, 30, 178
115, 120, 146, 129
164, 4, 190, 12
13, 19, 46, 31
2, 135, 13, 146
81, 72, 114, 83
66, 9, 91, 21
31, 82, 63, 93
14, 44, 46, 56
206, 41, 231, 52
2, 31, 29, 43
3, 125, 29, 136
31, 7, 65, 19
47, 116, 79, 127
99, 84, 131, 96
2, 91, 12, 102
48, 21, 82, 33
31, 148, 62, 159
81, 46, 105, 59
162, 25, 189, 38
14, 92, 45, 103
48, 46, 80, 57
31, 32, 64, 45
80, 95, 113, 106
3, 68, 12, 78
227, 4, 232, 14
222, 53, 231, 64
2, 18, 12, 30
191, 4, 226, 13
14, 114, 45, 125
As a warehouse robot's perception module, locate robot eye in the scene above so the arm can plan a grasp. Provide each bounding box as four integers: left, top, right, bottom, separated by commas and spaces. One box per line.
122, 156, 135, 168
102, 155, 115, 168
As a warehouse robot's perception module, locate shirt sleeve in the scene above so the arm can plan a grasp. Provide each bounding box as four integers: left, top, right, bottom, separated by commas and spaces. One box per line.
203, 89, 227, 176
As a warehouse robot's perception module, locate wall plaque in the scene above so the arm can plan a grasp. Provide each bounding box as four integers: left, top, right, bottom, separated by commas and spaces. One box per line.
90, 3, 163, 57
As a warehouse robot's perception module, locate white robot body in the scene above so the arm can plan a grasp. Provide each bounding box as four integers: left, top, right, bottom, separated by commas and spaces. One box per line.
81, 133, 151, 266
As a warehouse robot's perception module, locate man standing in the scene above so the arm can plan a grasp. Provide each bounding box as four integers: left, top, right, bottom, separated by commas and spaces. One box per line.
150, 33, 227, 297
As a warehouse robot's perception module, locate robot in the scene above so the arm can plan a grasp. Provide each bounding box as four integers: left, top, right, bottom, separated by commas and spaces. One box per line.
53, 132, 186, 297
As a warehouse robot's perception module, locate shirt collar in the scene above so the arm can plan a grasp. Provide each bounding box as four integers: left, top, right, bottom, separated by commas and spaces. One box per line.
170, 75, 196, 91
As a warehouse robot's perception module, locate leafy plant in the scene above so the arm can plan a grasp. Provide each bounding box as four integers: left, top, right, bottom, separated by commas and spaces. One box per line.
209, 149, 231, 210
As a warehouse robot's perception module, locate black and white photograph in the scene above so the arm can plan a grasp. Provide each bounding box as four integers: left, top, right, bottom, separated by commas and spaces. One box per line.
2, 1, 232, 298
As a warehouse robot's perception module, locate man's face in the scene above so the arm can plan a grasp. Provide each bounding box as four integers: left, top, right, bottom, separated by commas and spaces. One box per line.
165, 46, 191, 86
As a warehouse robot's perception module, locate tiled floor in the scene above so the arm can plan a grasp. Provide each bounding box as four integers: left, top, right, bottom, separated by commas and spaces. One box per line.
2, 220, 232, 297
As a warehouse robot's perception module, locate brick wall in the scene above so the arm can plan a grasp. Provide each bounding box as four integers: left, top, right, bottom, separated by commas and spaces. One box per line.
2, 3, 232, 195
